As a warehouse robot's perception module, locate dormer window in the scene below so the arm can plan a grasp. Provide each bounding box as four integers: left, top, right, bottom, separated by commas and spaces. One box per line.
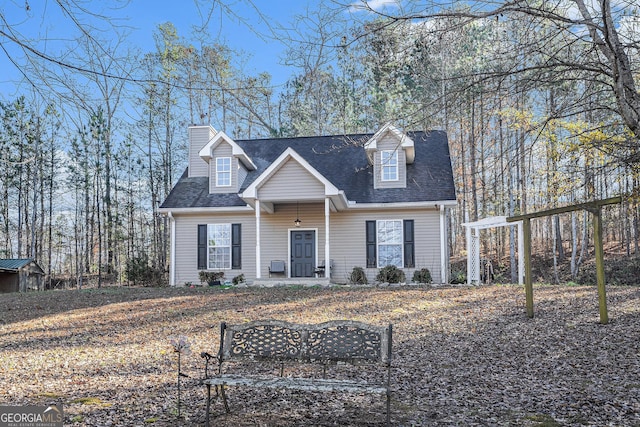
216, 157, 231, 187
381, 150, 398, 181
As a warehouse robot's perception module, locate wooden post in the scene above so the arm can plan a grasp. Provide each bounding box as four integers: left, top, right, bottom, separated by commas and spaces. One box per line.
507, 196, 620, 323
592, 208, 609, 325
522, 218, 534, 318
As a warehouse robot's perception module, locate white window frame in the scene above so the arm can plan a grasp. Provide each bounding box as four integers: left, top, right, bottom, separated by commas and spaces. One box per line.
377, 219, 403, 267
216, 157, 232, 187
381, 150, 398, 181
207, 223, 231, 269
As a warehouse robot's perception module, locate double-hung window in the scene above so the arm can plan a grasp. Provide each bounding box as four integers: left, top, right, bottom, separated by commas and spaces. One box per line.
216, 157, 231, 187
377, 220, 403, 267
366, 219, 414, 268
207, 224, 231, 269
198, 223, 241, 270
381, 150, 398, 181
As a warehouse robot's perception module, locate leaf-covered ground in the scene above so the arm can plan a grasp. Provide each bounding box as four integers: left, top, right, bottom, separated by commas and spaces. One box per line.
1, 284, 639, 426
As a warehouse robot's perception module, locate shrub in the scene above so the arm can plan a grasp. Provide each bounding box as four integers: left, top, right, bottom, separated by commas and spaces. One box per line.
450, 270, 466, 284
125, 254, 164, 286
376, 265, 405, 284
232, 274, 246, 285
412, 268, 432, 284
198, 271, 225, 285
348, 267, 368, 285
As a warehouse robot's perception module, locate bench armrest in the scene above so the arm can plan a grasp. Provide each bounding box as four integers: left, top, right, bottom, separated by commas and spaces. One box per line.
200, 352, 219, 378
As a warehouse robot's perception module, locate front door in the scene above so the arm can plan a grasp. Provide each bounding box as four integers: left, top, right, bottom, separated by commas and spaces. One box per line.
291, 230, 315, 277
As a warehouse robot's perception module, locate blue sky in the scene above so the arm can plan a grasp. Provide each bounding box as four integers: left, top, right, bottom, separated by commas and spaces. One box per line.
0, 0, 329, 97
0, 0, 407, 102
123, 0, 314, 84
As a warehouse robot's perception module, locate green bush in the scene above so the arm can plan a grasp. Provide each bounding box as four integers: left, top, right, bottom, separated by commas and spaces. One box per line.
125, 254, 164, 286
198, 271, 225, 285
376, 265, 406, 284
348, 267, 368, 285
450, 270, 466, 284
412, 268, 432, 284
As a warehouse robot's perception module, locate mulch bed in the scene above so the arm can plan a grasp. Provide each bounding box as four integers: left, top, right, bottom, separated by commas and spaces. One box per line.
1, 284, 639, 426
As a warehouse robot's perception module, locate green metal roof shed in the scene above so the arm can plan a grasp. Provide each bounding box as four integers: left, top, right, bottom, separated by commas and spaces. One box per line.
0, 259, 45, 293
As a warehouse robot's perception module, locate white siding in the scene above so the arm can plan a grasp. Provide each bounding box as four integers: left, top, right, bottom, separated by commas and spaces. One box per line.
259, 203, 326, 278
209, 143, 239, 193
188, 126, 216, 178
171, 206, 445, 286
329, 208, 442, 283
173, 212, 256, 285
373, 134, 407, 189
259, 159, 325, 200
238, 164, 249, 189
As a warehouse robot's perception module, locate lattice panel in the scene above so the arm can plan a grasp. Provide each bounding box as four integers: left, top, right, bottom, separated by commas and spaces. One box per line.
469, 233, 480, 283
228, 324, 303, 359
307, 325, 381, 361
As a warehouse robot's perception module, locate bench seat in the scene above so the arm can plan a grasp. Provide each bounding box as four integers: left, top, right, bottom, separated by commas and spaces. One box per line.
203, 373, 388, 394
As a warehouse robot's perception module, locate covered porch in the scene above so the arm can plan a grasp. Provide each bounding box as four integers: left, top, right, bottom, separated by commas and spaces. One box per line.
240, 147, 348, 281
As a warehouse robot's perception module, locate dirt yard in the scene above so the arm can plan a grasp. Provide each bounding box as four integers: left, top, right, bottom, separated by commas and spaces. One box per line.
1, 284, 639, 426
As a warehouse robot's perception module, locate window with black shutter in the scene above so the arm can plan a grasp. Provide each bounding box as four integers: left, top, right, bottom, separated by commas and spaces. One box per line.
231, 223, 241, 269
403, 219, 415, 268
197, 224, 207, 269
366, 220, 377, 268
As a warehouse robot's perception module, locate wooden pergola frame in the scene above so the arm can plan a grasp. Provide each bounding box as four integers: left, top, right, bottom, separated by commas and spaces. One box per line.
507, 196, 622, 324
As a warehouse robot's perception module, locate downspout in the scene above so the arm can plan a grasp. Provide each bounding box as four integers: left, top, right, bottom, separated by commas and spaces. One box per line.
168, 212, 176, 287
439, 205, 449, 284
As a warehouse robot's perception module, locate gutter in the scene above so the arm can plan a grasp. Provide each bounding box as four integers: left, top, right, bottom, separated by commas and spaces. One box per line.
347, 200, 457, 210
157, 205, 254, 215
159, 199, 456, 215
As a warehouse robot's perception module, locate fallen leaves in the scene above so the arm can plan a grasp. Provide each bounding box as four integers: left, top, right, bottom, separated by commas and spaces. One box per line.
0, 284, 639, 426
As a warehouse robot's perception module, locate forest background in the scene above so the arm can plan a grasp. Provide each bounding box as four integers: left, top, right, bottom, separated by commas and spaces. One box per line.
1, 0, 639, 288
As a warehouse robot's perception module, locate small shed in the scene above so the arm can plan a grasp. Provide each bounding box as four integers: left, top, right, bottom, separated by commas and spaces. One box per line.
0, 259, 45, 293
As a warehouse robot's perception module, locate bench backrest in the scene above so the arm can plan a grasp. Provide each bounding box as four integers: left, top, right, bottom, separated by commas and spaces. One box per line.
219, 320, 392, 365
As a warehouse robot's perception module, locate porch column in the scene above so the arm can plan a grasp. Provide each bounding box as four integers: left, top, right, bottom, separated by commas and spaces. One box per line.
324, 197, 330, 278
255, 199, 261, 279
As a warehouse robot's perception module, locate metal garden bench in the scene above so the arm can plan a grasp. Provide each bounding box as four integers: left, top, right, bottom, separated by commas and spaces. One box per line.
200, 320, 393, 426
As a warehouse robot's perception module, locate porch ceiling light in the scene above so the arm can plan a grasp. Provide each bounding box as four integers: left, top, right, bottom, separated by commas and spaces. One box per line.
294, 202, 301, 227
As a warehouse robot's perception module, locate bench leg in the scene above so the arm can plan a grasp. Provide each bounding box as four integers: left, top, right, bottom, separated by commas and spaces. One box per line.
205, 384, 229, 425
386, 391, 391, 426
220, 384, 230, 413
205, 384, 211, 427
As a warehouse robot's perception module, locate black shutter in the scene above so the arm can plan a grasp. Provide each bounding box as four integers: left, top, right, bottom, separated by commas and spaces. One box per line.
404, 219, 415, 268
231, 223, 241, 269
197, 224, 207, 269
366, 220, 377, 268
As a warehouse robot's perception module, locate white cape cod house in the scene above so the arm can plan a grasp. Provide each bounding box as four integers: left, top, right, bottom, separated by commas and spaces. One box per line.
158, 123, 456, 286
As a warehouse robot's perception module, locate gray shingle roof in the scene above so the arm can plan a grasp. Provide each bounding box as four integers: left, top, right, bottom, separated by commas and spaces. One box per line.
161, 130, 455, 209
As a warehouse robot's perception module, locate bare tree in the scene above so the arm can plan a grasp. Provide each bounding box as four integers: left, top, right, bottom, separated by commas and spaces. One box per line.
346, 0, 640, 155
